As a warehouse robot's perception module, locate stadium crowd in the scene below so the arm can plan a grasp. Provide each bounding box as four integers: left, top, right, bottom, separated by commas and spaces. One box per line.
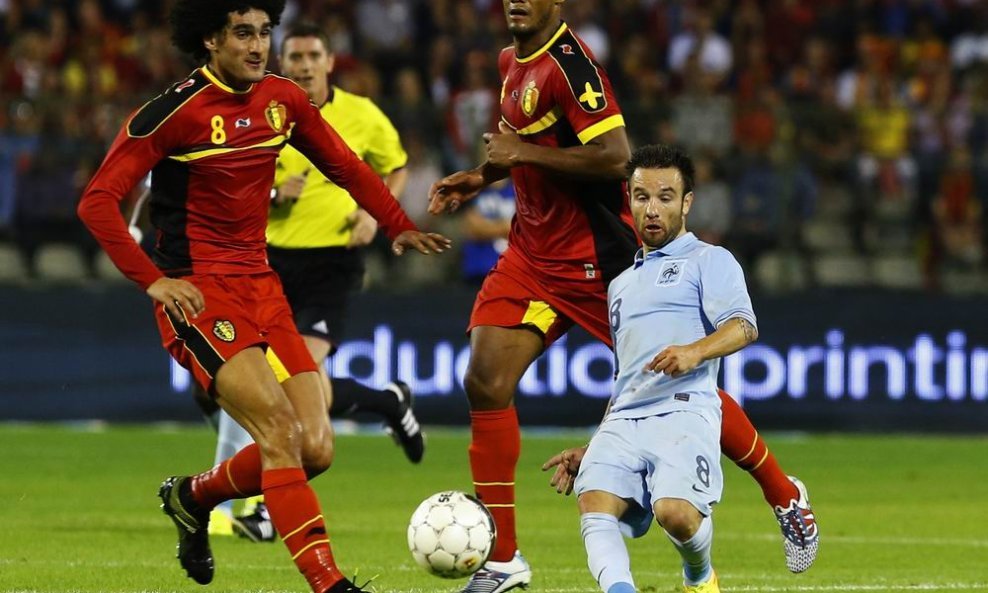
1, 0, 987, 293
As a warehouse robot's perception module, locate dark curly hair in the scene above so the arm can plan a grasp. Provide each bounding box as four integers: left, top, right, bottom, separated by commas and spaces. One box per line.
170, 0, 287, 63
625, 144, 695, 196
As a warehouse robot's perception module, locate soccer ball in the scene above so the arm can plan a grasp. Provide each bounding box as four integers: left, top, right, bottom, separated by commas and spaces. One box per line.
407, 490, 496, 578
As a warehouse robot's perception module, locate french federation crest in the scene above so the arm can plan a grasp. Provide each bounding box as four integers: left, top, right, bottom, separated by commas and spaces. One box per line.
265, 100, 287, 132
521, 80, 539, 117
656, 259, 687, 287
213, 320, 236, 342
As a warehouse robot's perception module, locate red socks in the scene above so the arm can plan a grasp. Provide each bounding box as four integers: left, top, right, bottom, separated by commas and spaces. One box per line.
190, 443, 262, 509
263, 468, 343, 593
718, 389, 798, 508
469, 408, 521, 562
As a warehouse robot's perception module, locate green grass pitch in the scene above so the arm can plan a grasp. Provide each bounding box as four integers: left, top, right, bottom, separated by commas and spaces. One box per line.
0, 424, 985, 592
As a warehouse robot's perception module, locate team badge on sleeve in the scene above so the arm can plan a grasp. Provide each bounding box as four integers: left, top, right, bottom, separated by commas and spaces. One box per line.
522, 80, 540, 117
265, 101, 287, 132
213, 320, 236, 342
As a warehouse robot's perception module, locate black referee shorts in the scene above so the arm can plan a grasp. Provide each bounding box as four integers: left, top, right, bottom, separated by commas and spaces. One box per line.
267, 245, 365, 349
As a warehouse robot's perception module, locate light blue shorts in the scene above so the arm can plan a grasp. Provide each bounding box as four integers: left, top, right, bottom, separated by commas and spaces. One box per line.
574, 410, 723, 538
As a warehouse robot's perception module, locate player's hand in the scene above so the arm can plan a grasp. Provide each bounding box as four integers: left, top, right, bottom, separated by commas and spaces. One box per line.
541, 446, 587, 496
428, 170, 485, 215
483, 122, 527, 169
147, 277, 205, 321
345, 209, 378, 248
391, 230, 452, 256
273, 174, 306, 206
644, 345, 702, 377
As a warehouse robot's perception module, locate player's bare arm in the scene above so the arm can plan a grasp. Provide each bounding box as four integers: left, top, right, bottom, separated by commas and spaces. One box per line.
428, 162, 510, 215
541, 446, 587, 496
485, 123, 630, 180
645, 317, 759, 377
146, 277, 206, 320
391, 230, 453, 256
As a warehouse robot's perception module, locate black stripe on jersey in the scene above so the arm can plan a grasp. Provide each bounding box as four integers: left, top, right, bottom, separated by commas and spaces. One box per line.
552, 118, 637, 284
127, 70, 209, 138
148, 158, 192, 275
580, 181, 639, 286
547, 29, 607, 114
163, 307, 225, 379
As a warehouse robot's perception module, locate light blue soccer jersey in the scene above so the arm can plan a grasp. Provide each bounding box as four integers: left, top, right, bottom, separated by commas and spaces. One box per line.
606, 232, 756, 419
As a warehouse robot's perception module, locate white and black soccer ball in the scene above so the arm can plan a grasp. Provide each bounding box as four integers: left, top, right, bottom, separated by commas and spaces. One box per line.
407, 490, 496, 579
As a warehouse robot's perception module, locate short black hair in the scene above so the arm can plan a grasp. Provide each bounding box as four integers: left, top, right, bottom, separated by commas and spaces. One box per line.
281, 21, 331, 55
626, 144, 695, 196
170, 0, 286, 62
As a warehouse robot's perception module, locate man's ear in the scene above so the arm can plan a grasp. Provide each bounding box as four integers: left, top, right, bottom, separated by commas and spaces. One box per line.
203, 33, 219, 54
327, 54, 336, 76
682, 191, 694, 217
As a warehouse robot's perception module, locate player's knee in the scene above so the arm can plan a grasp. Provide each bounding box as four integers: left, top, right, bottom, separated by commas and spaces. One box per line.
252, 405, 305, 464
299, 427, 334, 476
463, 368, 512, 410
654, 498, 702, 542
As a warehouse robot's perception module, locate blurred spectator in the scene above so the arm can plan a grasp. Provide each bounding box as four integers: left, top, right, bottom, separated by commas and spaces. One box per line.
460, 178, 514, 286
569, 0, 609, 65
397, 132, 443, 227
0, 101, 40, 234
13, 108, 102, 276
688, 153, 731, 246
443, 49, 499, 172
383, 67, 442, 146
727, 147, 816, 286
856, 78, 915, 205
668, 6, 732, 86
931, 148, 983, 271
670, 58, 732, 158
950, 8, 988, 70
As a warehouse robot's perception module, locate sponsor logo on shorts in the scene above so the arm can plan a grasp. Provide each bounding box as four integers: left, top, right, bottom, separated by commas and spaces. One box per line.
213, 320, 236, 342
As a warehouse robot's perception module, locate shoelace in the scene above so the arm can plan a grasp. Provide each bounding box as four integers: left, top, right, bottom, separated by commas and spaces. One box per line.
779, 507, 815, 546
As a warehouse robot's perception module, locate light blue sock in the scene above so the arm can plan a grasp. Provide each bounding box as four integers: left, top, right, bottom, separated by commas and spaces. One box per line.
665, 516, 713, 586
581, 512, 635, 593
213, 410, 254, 516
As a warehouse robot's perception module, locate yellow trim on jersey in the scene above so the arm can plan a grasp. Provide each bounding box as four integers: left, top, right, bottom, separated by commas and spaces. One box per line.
576, 114, 625, 144
521, 300, 558, 335
514, 107, 562, 136
515, 22, 569, 64
168, 134, 287, 162
201, 66, 254, 94
265, 347, 291, 384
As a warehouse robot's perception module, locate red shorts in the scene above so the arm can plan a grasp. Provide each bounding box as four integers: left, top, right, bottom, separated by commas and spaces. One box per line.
469, 252, 614, 348
153, 271, 317, 392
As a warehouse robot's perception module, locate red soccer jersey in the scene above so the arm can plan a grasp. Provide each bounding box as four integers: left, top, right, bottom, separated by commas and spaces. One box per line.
498, 22, 638, 286
78, 67, 416, 289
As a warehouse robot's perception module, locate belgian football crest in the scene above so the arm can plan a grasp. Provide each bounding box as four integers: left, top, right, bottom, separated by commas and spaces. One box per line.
265, 101, 287, 132
213, 320, 236, 342
521, 80, 539, 117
